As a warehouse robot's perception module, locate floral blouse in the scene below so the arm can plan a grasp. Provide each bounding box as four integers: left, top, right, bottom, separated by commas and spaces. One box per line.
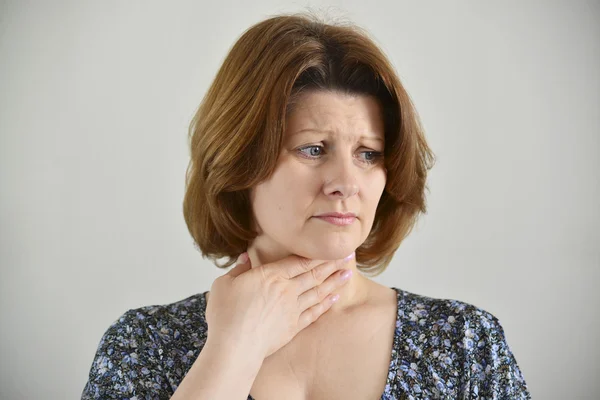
81, 287, 531, 399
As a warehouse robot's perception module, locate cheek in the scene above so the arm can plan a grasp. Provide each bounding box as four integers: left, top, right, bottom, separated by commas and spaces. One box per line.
272, 160, 318, 196
363, 170, 386, 200
252, 167, 310, 221
360, 172, 386, 224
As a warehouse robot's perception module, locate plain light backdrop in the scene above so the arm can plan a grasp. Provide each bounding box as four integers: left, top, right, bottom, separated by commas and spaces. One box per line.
1, 1, 598, 399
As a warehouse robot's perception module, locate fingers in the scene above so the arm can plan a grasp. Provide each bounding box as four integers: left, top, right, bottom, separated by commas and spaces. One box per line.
292, 252, 355, 295
297, 267, 352, 311
226, 252, 251, 278
297, 292, 341, 332
261, 254, 327, 280
262, 251, 355, 281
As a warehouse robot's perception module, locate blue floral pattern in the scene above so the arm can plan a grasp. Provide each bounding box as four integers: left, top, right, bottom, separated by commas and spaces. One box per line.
81, 287, 531, 399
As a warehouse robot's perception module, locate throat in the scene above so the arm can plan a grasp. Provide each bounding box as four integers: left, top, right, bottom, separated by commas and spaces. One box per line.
324, 271, 373, 315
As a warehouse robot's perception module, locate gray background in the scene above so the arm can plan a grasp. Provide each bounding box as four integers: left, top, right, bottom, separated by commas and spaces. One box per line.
1, 1, 598, 399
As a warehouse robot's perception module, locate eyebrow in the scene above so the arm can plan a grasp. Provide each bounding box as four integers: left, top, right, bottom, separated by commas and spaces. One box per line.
290, 128, 384, 142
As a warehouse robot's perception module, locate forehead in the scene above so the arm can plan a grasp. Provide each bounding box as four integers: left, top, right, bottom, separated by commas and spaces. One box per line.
284, 90, 385, 141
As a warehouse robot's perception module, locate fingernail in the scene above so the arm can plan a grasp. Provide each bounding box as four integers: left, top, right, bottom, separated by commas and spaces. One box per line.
341, 269, 353, 280
343, 252, 355, 262
236, 252, 249, 264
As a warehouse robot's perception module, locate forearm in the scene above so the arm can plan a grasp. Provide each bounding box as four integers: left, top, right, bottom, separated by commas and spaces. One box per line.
170, 339, 264, 400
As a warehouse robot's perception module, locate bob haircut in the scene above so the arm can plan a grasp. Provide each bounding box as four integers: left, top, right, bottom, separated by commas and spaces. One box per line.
183, 12, 435, 277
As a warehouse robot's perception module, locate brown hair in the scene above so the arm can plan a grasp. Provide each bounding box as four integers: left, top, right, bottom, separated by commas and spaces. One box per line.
183, 11, 435, 277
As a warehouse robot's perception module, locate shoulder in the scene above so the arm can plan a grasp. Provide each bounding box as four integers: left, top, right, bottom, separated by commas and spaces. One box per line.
394, 286, 503, 335
391, 286, 501, 366
388, 287, 531, 399
81, 291, 209, 399
134, 291, 209, 344
107, 291, 210, 351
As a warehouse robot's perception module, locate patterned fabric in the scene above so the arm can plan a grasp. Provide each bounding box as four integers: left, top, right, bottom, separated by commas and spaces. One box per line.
81, 287, 531, 399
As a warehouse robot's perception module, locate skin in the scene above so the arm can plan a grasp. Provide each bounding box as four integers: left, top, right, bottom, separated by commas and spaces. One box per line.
205, 90, 398, 399
246, 89, 388, 312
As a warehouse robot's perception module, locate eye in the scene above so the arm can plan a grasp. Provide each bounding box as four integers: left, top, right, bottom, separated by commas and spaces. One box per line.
296, 145, 383, 165
299, 145, 324, 158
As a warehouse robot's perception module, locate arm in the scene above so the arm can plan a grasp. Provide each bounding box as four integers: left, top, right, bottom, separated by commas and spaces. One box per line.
81, 308, 264, 400
170, 337, 264, 400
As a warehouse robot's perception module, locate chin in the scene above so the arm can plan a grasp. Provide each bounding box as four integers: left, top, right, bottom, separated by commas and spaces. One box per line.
296, 243, 358, 261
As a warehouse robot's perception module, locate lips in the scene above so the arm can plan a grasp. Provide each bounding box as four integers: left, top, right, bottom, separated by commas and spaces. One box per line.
314, 214, 356, 226
315, 212, 357, 218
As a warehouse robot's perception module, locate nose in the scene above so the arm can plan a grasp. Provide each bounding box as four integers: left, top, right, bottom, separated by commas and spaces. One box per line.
322, 150, 359, 200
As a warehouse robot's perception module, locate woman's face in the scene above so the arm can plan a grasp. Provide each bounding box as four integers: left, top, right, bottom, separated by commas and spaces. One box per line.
249, 90, 387, 261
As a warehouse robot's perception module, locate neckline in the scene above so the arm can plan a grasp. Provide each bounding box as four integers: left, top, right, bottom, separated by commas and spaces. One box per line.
220, 286, 403, 400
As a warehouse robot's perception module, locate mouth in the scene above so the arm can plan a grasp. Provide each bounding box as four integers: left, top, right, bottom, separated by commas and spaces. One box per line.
313, 215, 356, 226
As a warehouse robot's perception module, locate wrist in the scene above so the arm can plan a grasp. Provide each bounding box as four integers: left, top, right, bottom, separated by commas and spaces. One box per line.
205, 335, 265, 372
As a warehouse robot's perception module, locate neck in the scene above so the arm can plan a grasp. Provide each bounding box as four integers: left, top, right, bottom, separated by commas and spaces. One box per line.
246, 245, 371, 313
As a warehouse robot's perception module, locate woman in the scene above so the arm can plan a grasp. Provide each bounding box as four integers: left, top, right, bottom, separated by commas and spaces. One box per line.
81, 12, 531, 399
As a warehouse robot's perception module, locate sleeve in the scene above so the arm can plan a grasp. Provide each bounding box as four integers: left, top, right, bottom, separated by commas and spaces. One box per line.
80, 309, 171, 400
460, 309, 532, 399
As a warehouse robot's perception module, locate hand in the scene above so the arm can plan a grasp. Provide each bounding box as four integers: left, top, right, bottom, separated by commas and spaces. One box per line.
205, 251, 355, 360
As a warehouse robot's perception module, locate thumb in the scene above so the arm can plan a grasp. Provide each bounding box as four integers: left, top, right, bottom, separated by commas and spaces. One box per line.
227, 252, 251, 278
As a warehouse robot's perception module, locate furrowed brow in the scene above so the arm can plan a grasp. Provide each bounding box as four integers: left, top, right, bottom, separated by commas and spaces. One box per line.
291, 128, 384, 142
